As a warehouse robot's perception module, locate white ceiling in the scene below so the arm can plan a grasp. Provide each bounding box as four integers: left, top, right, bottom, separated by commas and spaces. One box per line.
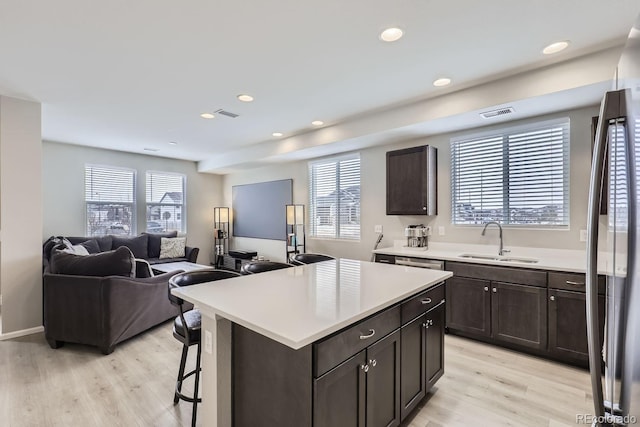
1, 0, 639, 173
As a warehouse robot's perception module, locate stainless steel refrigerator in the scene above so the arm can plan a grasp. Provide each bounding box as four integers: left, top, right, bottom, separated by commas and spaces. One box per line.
587, 15, 640, 427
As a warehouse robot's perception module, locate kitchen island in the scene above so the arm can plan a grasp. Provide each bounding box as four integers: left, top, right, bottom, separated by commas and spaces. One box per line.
172, 258, 452, 427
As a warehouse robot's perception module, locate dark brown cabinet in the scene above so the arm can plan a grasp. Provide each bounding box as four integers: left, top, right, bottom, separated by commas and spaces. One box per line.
314, 351, 366, 427
491, 282, 547, 350
386, 145, 437, 215
445, 262, 547, 351
315, 330, 401, 427
547, 271, 606, 366
445, 276, 491, 336
400, 288, 445, 421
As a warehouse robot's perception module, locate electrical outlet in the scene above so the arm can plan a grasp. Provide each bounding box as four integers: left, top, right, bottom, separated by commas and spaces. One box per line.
204, 330, 213, 354
580, 229, 588, 242
438, 226, 445, 236
374, 225, 383, 233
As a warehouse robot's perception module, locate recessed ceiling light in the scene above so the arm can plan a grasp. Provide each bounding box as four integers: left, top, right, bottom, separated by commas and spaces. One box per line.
542, 40, 570, 55
237, 94, 254, 102
272, 132, 284, 137
168, 141, 178, 145
311, 120, 324, 126
200, 113, 215, 119
380, 27, 403, 42
433, 77, 452, 87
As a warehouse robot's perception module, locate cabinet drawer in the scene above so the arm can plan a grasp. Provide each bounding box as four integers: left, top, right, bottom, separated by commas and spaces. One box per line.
446, 261, 547, 287
548, 272, 605, 294
374, 254, 396, 264
401, 283, 445, 324
314, 305, 401, 377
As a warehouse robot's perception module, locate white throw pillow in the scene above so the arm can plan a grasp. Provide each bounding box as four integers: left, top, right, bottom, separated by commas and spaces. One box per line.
61, 244, 90, 256
159, 237, 186, 259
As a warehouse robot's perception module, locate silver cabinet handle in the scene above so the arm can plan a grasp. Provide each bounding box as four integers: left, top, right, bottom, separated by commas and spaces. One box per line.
361, 364, 369, 372
492, 287, 497, 293
550, 295, 556, 301
484, 286, 489, 292
566, 280, 584, 286
422, 206, 427, 210
359, 329, 375, 340
369, 359, 377, 367
421, 298, 432, 305
378, 259, 391, 264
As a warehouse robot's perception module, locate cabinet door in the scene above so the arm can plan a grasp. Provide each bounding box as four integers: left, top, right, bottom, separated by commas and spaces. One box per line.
386, 146, 437, 215
314, 350, 366, 427
491, 282, 547, 350
400, 315, 425, 421
425, 303, 445, 392
366, 330, 401, 427
548, 289, 605, 363
446, 277, 491, 336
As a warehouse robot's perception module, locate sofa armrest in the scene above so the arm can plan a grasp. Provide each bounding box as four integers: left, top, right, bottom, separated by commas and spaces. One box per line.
185, 246, 199, 263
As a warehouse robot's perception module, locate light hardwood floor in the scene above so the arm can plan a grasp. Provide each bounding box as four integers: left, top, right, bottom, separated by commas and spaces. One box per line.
0, 324, 593, 426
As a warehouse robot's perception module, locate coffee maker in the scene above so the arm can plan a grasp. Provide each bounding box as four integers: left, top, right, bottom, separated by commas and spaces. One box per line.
404, 224, 430, 249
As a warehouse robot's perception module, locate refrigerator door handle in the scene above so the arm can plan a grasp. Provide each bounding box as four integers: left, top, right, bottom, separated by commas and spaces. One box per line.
586, 90, 625, 423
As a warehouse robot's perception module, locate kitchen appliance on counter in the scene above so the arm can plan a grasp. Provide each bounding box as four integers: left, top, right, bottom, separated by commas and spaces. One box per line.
404, 224, 431, 249
586, 15, 640, 426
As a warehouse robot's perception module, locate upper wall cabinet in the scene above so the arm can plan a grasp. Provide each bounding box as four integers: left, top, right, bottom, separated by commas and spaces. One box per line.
386, 145, 438, 215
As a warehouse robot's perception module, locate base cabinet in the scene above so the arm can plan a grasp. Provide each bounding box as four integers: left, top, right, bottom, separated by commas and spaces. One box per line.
234, 284, 445, 427
400, 302, 445, 421
315, 330, 401, 427
548, 289, 605, 363
445, 276, 491, 336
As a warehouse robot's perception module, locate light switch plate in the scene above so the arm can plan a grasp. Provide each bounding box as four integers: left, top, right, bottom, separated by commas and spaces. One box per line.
374, 225, 383, 233
438, 226, 445, 236
204, 330, 213, 354
580, 229, 588, 242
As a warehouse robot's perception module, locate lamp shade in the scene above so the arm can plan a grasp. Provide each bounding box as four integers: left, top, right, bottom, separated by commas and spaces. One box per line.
286, 204, 304, 225
214, 206, 229, 223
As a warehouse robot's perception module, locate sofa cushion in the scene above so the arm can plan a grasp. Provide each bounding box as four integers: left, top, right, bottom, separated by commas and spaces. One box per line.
50, 246, 136, 277
67, 235, 113, 252
159, 237, 186, 259
79, 239, 101, 254
112, 234, 149, 259
143, 231, 178, 258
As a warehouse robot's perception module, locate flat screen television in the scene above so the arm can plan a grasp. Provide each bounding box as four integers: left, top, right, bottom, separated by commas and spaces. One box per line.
232, 179, 293, 240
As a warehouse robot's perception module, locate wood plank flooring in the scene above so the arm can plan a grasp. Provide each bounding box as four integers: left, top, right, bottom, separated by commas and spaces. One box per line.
0, 323, 594, 426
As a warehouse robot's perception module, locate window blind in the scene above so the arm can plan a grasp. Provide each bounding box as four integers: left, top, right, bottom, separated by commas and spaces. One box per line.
451, 118, 570, 226
146, 171, 186, 233
85, 165, 136, 236
309, 154, 361, 239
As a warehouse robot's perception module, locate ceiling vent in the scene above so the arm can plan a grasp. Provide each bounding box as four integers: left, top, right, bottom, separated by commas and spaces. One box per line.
479, 107, 515, 119
215, 109, 239, 118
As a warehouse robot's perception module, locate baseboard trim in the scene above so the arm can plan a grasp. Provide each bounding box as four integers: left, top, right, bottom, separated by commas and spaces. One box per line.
0, 325, 44, 340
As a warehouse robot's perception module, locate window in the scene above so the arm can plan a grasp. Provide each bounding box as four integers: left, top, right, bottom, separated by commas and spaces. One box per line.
309, 154, 361, 239
146, 171, 186, 233
85, 165, 136, 236
451, 118, 569, 226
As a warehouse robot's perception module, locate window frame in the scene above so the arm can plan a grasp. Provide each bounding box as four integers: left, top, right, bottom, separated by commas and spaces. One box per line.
309, 153, 361, 240
84, 164, 137, 237
145, 170, 187, 233
450, 117, 570, 228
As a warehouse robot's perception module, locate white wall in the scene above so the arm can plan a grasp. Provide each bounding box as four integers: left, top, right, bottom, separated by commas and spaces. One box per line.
222, 105, 606, 262
0, 96, 43, 335
42, 142, 223, 265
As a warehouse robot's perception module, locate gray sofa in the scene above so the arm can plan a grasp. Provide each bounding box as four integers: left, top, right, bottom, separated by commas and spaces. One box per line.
42, 233, 199, 354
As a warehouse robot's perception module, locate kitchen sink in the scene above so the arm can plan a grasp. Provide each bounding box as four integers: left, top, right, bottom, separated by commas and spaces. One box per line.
458, 253, 539, 264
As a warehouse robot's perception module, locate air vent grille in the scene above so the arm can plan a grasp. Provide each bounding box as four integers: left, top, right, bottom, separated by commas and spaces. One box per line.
480, 107, 515, 119
215, 109, 239, 118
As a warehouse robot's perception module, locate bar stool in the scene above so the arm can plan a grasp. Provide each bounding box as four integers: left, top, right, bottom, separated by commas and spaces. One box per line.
168, 269, 241, 427
290, 253, 335, 265
239, 260, 293, 275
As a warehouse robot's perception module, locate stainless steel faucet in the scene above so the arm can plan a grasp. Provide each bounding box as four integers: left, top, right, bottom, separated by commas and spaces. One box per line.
481, 221, 509, 256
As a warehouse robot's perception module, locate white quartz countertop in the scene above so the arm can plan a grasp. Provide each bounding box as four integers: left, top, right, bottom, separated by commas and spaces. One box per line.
171, 259, 452, 350
373, 242, 611, 274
